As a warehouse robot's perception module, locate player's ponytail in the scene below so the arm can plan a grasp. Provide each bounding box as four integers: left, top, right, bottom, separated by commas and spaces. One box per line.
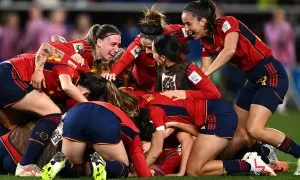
105, 81, 139, 117
79, 73, 138, 117
183, 0, 216, 34
139, 6, 166, 39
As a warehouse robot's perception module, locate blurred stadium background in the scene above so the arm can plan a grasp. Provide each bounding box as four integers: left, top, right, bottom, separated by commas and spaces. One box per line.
0, 1, 300, 179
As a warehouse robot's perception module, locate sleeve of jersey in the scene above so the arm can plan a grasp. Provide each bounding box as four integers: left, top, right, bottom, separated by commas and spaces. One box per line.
49, 42, 76, 57
148, 105, 166, 129
54, 66, 76, 78
220, 16, 240, 36
185, 64, 221, 99
129, 135, 152, 177
110, 37, 140, 76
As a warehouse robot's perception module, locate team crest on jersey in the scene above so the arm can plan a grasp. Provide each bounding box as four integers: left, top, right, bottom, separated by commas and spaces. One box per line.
130, 45, 141, 58
188, 71, 202, 84
162, 73, 176, 91
73, 43, 84, 53
222, 21, 231, 33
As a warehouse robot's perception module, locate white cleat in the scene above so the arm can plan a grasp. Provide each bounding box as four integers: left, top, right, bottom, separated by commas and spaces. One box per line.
294, 158, 300, 176
15, 163, 41, 177
243, 152, 276, 176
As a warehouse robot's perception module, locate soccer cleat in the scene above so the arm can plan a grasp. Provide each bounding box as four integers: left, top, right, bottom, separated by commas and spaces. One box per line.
262, 144, 278, 162
294, 158, 300, 175
269, 161, 289, 172
91, 152, 107, 180
243, 152, 276, 176
41, 152, 67, 180
15, 163, 41, 177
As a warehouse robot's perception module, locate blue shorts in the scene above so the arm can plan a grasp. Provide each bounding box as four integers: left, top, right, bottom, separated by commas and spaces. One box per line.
63, 102, 121, 144
0, 63, 33, 109
199, 100, 238, 138
236, 57, 288, 113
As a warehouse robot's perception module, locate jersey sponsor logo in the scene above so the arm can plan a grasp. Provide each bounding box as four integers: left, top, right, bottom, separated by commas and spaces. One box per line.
222, 21, 231, 33
162, 73, 176, 91
188, 71, 202, 84
130, 45, 141, 58
182, 28, 188, 38
73, 43, 84, 53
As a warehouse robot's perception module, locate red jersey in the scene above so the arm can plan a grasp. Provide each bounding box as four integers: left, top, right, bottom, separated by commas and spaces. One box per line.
201, 16, 272, 71
124, 88, 207, 127
92, 101, 151, 177
50, 39, 93, 67
110, 24, 190, 90
10, 53, 90, 100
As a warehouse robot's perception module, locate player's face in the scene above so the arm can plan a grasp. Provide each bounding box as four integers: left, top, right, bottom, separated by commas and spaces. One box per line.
141, 38, 154, 56
97, 34, 121, 60
152, 42, 165, 66
182, 11, 207, 39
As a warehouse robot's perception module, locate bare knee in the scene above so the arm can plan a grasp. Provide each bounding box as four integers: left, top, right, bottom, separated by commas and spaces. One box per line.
246, 125, 263, 141
187, 161, 204, 176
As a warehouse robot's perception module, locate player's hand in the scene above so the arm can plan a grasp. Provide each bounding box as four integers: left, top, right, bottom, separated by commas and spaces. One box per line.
161, 90, 186, 101
71, 53, 85, 66
102, 73, 116, 81
142, 141, 151, 154
30, 70, 46, 90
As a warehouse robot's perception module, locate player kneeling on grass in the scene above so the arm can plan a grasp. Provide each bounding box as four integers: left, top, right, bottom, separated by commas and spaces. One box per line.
41, 74, 151, 180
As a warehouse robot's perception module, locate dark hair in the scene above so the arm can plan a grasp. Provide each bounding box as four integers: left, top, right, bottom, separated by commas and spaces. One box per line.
79, 72, 138, 117
85, 24, 121, 59
183, 0, 216, 34
153, 34, 182, 63
139, 6, 166, 39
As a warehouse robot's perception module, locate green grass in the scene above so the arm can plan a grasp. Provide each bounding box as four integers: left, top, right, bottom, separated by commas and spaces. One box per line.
1, 111, 300, 179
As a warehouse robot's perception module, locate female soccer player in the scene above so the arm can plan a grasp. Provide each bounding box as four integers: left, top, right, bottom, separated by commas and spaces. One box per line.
124, 87, 275, 177
31, 24, 121, 90
103, 7, 191, 91
0, 43, 90, 176
181, 0, 300, 175
41, 73, 151, 180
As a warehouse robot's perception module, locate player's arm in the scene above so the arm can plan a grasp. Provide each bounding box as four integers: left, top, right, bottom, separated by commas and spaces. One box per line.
103, 38, 140, 81
128, 135, 152, 177
31, 43, 65, 90
204, 32, 238, 76
145, 106, 166, 167
173, 132, 194, 176
165, 121, 198, 136
58, 74, 88, 103
201, 56, 213, 73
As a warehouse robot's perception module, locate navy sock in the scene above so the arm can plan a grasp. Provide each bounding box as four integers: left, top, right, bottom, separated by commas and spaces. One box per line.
60, 160, 84, 178
0, 125, 9, 136
20, 113, 61, 165
106, 160, 129, 178
3, 155, 17, 173
277, 136, 300, 158
223, 160, 251, 174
